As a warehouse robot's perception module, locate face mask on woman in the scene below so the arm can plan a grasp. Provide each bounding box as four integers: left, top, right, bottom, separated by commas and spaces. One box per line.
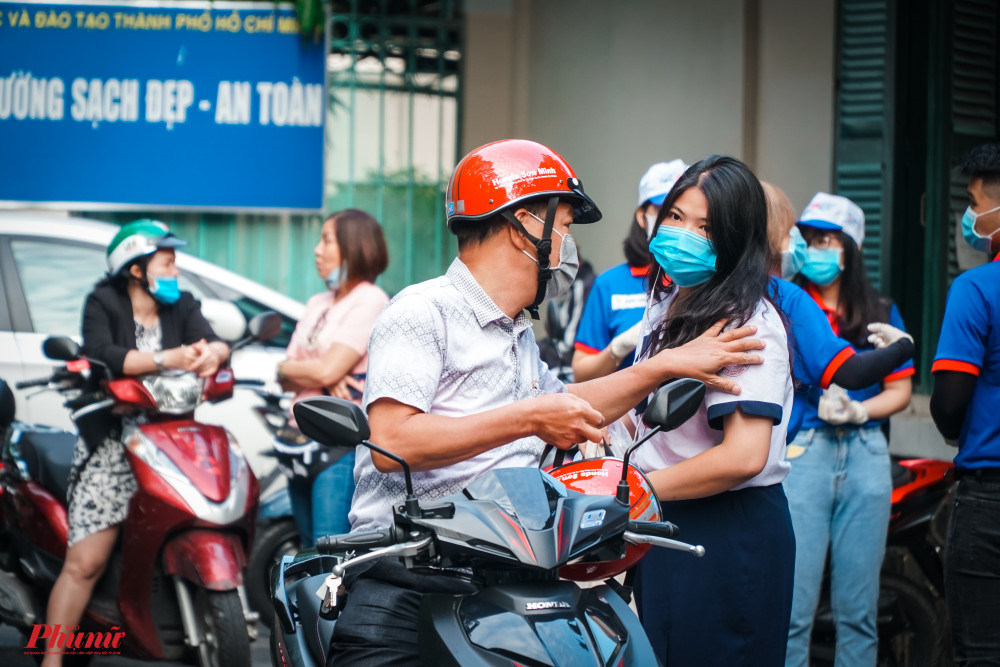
781, 226, 808, 278
325, 263, 347, 291
961, 204, 1000, 253
147, 273, 181, 305
800, 247, 843, 286
648, 225, 717, 287
522, 212, 580, 300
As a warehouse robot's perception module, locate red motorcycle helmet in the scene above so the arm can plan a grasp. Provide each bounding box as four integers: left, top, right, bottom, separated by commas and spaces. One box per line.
445, 139, 602, 230
548, 457, 661, 581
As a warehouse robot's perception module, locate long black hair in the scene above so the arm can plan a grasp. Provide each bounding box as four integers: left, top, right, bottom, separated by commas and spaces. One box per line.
794, 227, 889, 346
623, 214, 653, 268
648, 155, 773, 353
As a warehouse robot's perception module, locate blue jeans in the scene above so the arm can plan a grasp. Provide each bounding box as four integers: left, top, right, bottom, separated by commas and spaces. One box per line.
944, 471, 1000, 666
287, 449, 356, 548
783, 426, 891, 667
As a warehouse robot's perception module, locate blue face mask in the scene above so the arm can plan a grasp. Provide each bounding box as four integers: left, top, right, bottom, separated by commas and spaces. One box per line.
781, 226, 808, 278
648, 225, 717, 287
800, 247, 843, 286
325, 264, 346, 292
148, 274, 181, 305
961, 204, 1000, 254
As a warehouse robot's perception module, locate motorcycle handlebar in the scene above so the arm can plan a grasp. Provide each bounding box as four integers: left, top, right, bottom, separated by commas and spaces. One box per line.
628, 519, 679, 539
15, 377, 51, 390
316, 529, 394, 554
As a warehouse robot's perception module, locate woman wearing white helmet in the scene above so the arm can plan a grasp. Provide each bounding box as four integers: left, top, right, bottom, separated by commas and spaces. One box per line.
41, 220, 229, 666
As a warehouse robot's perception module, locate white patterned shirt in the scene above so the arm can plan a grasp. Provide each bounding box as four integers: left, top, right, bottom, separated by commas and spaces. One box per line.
349, 258, 566, 531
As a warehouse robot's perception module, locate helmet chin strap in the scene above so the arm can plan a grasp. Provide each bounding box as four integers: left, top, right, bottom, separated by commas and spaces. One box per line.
502, 196, 560, 320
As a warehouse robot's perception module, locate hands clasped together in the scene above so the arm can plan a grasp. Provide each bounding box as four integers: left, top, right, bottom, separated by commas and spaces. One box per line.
169, 338, 226, 377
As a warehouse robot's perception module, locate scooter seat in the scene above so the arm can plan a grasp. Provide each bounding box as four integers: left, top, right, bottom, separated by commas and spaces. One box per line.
15, 427, 77, 506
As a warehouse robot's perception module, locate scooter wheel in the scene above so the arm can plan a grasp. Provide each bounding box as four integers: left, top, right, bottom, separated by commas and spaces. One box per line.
246, 518, 300, 617
877, 572, 947, 667
193, 588, 251, 667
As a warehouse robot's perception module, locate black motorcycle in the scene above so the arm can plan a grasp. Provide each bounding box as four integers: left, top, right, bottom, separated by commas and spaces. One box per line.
270, 380, 707, 667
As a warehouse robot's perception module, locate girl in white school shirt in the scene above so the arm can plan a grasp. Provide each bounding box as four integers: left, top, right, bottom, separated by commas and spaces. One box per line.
621, 155, 795, 666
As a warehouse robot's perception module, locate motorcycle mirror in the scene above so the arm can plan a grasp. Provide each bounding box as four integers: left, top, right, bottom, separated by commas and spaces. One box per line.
249, 311, 282, 342
293, 396, 370, 447
200, 299, 247, 343
293, 396, 421, 517
641, 378, 705, 432
615, 379, 706, 505
42, 336, 81, 362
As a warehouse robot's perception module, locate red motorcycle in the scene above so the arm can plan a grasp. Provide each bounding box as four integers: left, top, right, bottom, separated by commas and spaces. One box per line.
0, 314, 278, 665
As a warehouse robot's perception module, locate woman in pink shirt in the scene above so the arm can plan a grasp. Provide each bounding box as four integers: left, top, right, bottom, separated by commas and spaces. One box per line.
275, 209, 389, 545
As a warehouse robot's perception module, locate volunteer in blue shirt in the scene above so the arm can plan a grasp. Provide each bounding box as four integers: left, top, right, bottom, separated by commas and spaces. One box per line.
930, 142, 1000, 666
784, 193, 914, 667
762, 182, 915, 443
572, 160, 686, 380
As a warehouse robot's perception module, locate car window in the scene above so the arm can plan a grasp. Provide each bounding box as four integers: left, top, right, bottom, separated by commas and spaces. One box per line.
10, 239, 208, 336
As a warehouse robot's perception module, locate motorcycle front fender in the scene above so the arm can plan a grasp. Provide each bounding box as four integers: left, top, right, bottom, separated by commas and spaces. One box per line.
162, 530, 246, 590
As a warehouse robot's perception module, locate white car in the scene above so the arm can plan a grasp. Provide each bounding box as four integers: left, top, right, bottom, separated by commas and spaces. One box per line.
0, 212, 304, 477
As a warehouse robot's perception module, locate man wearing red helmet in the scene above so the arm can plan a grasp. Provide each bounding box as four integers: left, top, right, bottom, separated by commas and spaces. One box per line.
334, 139, 766, 664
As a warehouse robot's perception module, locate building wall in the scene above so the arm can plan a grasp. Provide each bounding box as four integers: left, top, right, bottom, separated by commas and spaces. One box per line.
464, 0, 836, 274
754, 0, 837, 214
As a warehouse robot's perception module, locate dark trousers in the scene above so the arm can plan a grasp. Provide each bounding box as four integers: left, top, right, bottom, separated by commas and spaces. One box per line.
945, 472, 1000, 666
635, 483, 795, 667
329, 559, 477, 666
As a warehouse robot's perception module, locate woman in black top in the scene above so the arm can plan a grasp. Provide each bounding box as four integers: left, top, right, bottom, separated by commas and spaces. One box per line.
42, 220, 228, 666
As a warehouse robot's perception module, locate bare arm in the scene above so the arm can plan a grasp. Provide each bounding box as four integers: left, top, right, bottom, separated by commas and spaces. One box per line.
860, 377, 912, 421
571, 348, 619, 382
645, 408, 773, 500
280, 343, 362, 391
569, 320, 765, 424
367, 393, 605, 473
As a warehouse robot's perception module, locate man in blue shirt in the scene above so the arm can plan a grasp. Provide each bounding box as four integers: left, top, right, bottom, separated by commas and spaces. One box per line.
931, 142, 1000, 666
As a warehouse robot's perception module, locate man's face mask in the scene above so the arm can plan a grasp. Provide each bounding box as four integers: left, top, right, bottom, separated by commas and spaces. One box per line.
522, 211, 580, 301
962, 204, 1000, 254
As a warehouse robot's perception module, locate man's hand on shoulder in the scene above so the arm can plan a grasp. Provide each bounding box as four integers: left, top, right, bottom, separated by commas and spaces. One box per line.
651, 319, 765, 395
527, 393, 605, 450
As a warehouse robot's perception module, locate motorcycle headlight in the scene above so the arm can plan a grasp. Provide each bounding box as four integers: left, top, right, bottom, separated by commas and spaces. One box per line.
226, 430, 249, 485
124, 427, 189, 488
141, 373, 204, 414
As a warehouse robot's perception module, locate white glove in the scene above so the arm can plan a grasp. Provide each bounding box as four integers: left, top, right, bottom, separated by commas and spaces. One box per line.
818, 384, 869, 425
867, 322, 913, 349
610, 322, 642, 361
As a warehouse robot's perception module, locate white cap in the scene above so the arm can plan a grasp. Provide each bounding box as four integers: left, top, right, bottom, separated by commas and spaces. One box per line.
637, 159, 688, 207
797, 192, 865, 247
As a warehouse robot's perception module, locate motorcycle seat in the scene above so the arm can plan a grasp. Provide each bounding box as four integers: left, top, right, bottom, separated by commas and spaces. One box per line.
15, 427, 77, 506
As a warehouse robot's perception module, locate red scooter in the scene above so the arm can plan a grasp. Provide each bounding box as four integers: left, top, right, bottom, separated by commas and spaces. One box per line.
0, 313, 278, 665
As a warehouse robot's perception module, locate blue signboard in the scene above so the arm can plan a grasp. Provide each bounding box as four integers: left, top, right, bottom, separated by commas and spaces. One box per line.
0, 0, 325, 210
